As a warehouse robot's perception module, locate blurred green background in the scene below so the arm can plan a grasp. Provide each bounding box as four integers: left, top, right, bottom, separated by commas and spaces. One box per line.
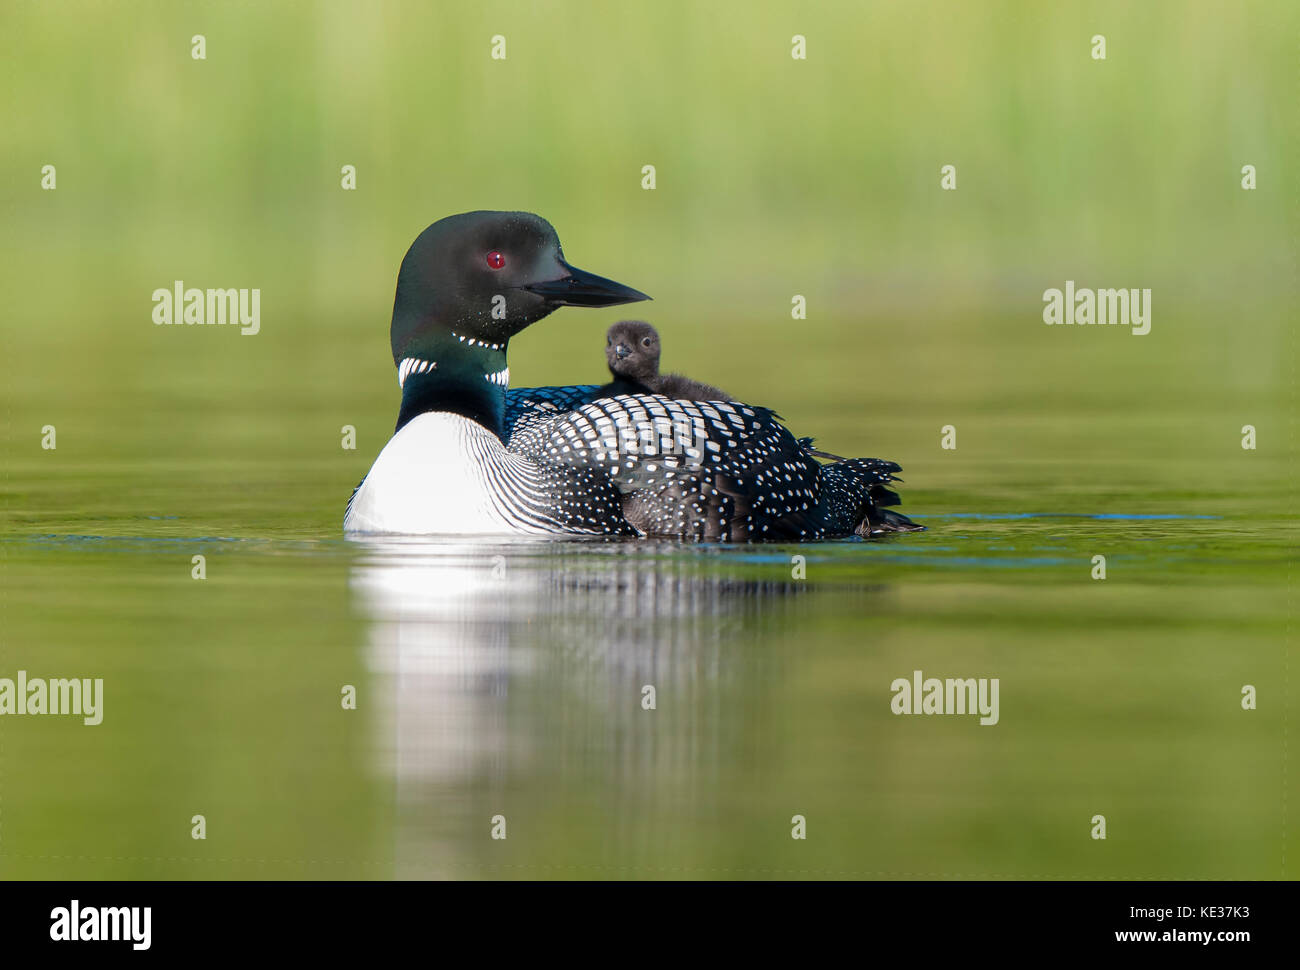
0, 0, 1294, 880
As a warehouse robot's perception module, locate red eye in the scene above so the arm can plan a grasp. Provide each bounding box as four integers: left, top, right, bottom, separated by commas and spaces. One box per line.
486, 251, 505, 269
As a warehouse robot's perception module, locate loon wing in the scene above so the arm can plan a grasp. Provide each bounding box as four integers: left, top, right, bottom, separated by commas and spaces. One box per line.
509, 392, 921, 540
503, 384, 601, 441
508, 393, 833, 538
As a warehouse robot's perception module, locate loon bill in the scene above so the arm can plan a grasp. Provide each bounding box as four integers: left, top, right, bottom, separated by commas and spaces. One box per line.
343, 211, 921, 540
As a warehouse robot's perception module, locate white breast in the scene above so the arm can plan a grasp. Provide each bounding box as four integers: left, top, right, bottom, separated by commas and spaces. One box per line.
344, 413, 534, 535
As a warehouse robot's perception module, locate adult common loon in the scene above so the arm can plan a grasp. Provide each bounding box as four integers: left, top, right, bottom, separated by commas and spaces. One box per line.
344, 211, 921, 540
598, 320, 733, 402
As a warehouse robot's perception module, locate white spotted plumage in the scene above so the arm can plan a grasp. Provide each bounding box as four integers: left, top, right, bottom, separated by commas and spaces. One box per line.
347, 384, 912, 540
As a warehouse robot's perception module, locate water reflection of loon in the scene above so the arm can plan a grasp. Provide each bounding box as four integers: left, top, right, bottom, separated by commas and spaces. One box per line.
348, 537, 878, 875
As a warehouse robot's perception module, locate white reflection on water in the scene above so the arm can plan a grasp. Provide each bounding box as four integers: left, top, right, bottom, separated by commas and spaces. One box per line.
347, 536, 821, 876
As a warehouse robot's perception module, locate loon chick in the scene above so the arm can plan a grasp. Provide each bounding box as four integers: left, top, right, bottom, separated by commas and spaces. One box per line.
344, 210, 921, 540
598, 320, 732, 401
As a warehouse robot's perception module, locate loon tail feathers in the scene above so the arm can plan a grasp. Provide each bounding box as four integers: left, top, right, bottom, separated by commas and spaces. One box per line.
823, 456, 925, 536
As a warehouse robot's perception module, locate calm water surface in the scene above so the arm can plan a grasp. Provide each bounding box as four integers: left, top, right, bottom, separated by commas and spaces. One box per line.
2, 486, 1288, 879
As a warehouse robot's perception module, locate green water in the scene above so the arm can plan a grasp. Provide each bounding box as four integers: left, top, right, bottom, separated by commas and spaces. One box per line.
1, 358, 1292, 879
1, 0, 1295, 879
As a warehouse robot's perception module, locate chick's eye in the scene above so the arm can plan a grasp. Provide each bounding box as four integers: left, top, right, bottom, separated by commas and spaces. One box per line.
486, 251, 505, 270
642, 338, 652, 347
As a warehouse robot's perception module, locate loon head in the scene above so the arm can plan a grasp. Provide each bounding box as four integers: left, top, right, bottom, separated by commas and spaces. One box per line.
605, 320, 662, 384
388, 211, 649, 435
390, 211, 650, 364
